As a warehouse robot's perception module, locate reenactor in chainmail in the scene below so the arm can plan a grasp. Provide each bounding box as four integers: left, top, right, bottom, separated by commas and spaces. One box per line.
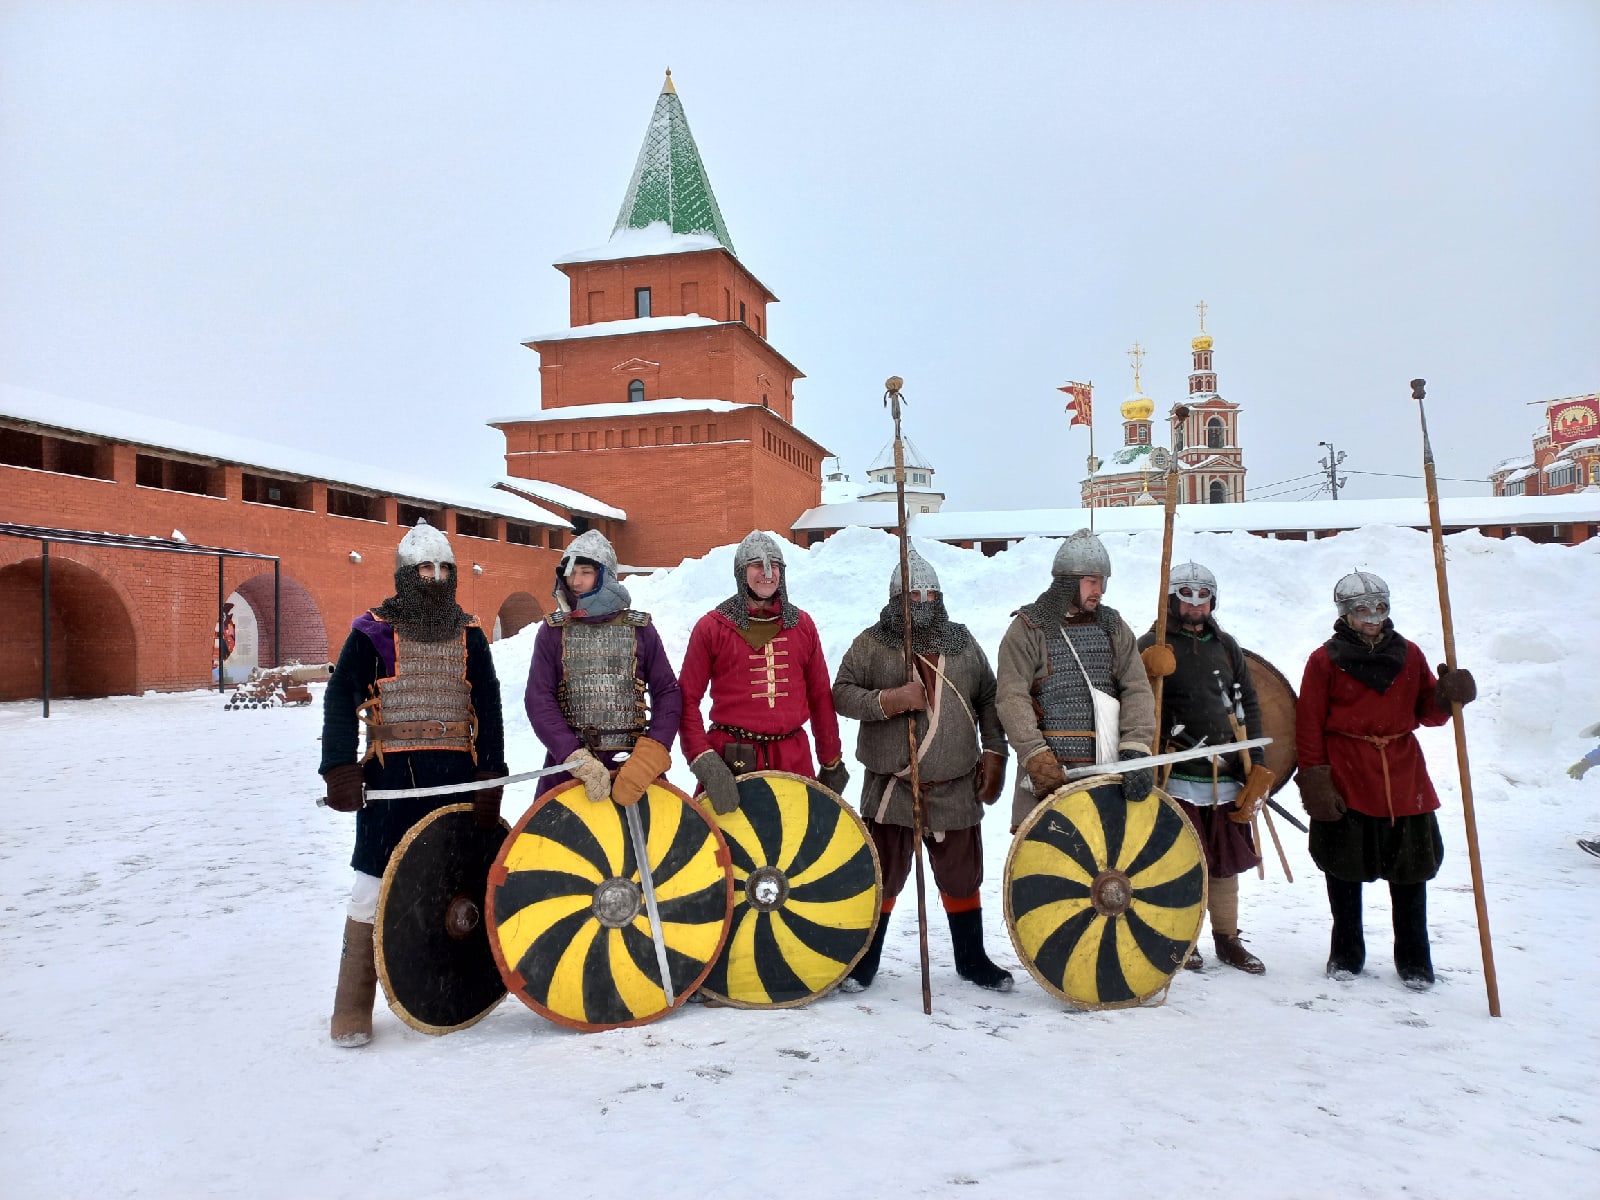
679, 531, 848, 812
320, 520, 508, 1046
523, 530, 681, 810
832, 549, 1013, 993
995, 529, 1157, 830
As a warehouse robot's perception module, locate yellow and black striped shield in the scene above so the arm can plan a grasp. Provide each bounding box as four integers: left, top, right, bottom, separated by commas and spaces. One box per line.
487, 779, 733, 1032
1005, 775, 1206, 1010
697, 772, 882, 1008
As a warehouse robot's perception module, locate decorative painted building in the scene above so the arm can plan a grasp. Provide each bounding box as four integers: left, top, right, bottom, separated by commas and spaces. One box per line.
1489, 394, 1600, 497
492, 72, 829, 568
1170, 310, 1247, 504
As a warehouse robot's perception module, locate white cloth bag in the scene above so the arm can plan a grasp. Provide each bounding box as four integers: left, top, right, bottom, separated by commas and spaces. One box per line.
1059, 631, 1122, 768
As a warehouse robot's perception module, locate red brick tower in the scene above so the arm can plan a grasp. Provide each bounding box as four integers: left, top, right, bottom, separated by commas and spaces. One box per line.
1171, 302, 1248, 503
494, 72, 828, 568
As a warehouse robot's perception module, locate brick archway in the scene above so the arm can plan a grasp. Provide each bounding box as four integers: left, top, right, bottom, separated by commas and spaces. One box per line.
495, 591, 544, 641
0, 558, 138, 700
233, 571, 329, 668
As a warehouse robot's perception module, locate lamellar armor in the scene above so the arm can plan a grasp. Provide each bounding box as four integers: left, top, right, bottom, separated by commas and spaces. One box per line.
555, 613, 651, 753
359, 630, 476, 764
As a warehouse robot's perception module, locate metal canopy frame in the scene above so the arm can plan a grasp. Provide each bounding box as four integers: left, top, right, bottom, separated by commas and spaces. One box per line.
0, 522, 281, 718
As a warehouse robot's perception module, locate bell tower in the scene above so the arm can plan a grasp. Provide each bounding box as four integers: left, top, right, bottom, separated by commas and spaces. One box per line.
1171, 302, 1247, 504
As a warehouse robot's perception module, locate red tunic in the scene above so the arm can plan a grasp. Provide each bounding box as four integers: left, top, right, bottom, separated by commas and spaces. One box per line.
1295, 640, 1451, 821
678, 608, 843, 778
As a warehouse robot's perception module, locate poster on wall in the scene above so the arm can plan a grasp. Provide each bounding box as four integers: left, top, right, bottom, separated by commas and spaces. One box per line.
1549, 395, 1600, 446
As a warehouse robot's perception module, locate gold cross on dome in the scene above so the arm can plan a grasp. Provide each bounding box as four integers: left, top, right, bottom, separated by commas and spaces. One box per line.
1127, 342, 1146, 393
1196, 299, 1208, 332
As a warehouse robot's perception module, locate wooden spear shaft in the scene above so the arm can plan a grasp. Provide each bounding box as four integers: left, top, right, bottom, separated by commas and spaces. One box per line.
1411, 378, 1501, 1018
1149, 407, 1190, 728
885, 376, 933, 1015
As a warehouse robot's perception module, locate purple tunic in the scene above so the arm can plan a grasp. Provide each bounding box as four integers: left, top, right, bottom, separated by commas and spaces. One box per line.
524, 616, 683, 781
353, 611, 397, 677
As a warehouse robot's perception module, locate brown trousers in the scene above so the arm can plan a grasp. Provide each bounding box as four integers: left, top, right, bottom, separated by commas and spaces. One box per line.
867, 819, 984, 911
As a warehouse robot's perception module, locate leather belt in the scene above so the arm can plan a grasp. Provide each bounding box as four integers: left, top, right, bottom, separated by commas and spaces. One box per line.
370, 720, 473, 742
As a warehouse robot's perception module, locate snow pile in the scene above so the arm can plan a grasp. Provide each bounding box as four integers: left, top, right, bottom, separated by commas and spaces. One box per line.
3, 526, 1598, 1198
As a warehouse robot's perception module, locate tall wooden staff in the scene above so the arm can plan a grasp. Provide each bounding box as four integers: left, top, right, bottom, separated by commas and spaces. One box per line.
1411, 378, 1501, 1017
884, 376, 933, 1015
1149, 405, 1191, 728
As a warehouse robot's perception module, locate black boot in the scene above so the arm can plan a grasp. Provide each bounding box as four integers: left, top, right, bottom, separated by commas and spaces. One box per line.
1390, 881, 1434, 990
838, 914, 890, 993
947, 908, 1014, 993
1325, 876, 1366, 979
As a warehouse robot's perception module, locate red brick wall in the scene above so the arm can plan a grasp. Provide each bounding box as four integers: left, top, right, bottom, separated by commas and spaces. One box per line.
559, 250, 775, 333
0, 454, 562, 697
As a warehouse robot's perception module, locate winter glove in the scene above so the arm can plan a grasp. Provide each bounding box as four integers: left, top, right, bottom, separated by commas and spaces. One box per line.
564, 748, 612, 803
323, 763, 365, 813
1118, 748, 1154, 803
1434, 664, 1477, 711
1299, 764, 1347, 822
1140, 644, 1176, 682
1229, 763, 1276, 824
1024, 747, 1067, 798
879, 678, 928, 718
690, 750, 742, 815
818, 758, 851, 798
976, 751, 1007, 805
612, 737, 672, 807
1569, 760, 1592, 781
472, 766, 508, 828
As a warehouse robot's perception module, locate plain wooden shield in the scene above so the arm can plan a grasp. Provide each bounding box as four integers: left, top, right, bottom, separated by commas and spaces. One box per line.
697, 771, 882, 1009
374, 803, 509, 1035
1242, 648, 1298, 794
1005, 775, 1206, 1011
487, 779, 734, 1033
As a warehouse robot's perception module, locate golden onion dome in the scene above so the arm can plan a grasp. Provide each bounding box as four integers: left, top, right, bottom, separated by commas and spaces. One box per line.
1192, 334, 1214, 351
1120, 394, 1155, 421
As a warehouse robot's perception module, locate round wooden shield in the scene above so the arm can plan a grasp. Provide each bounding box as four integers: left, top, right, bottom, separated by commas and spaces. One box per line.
1242, 648, 1298, 794
1004, 775, 1207, 1011
697, 771, 882, 1009
486, 779, 734, 1032
374, 803, 509, 1035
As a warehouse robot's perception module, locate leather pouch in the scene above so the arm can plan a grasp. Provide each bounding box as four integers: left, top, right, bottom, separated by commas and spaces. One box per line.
720, 740, 760, 774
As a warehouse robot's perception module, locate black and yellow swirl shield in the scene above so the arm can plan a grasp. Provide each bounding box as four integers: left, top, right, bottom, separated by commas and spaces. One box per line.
1004, 775, 1206, 1010
697, 772, 882, 1008
486, 779, 733, 1032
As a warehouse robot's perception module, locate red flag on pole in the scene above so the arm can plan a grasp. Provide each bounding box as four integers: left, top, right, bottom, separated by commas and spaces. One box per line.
1059, 381, 1093, 428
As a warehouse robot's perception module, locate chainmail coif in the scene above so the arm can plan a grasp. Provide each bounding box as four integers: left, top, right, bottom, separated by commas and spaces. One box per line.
869, 595, 973, 656
372, 565, 473, 642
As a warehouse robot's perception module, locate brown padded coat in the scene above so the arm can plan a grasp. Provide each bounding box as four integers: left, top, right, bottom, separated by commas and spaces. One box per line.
994, 603, 1156, 828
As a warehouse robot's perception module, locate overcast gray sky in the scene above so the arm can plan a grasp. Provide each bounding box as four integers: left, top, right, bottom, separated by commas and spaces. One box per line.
3, 1, 1596, 511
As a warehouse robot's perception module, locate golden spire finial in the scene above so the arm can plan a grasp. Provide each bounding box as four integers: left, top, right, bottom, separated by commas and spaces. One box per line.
1127, 342, 1146, 393
1196, 299, 1208, 333
662, 67, 676, 94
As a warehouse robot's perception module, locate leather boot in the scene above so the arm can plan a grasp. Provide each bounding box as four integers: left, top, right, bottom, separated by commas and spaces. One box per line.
1213, 931, 1266, 974
1390, 881, 1434, 990
330, 917, 377, 1046
1325, 876, 1366, 979
838, 914, 890, 993
1183, 946, 1204, 971
947, 908, 1014, 992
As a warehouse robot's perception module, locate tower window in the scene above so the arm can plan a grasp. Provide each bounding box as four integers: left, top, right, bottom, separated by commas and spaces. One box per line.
628, 379, 645, 403
1207, 417, 1225, 449
1209, 480, 1227, 504
739, 300, 746, 325
634, 288, 651, 318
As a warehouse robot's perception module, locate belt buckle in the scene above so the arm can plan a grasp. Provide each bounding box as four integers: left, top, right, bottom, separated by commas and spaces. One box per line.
431, 720, 447, 737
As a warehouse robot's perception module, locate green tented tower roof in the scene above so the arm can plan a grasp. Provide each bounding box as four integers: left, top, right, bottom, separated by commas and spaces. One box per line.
612, 71, 736, 256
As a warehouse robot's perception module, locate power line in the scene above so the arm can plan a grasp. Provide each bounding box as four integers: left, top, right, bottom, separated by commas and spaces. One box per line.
1343, 469, 1491, 484
1244, 470, 1323, 493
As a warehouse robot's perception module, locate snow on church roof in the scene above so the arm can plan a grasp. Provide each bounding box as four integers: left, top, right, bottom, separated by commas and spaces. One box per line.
868, 436, 933, 473
0, 384, 570, 528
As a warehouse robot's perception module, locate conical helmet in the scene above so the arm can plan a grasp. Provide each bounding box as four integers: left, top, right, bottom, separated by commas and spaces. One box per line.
889, 548, 941, 597
1051, 529, 1111, 579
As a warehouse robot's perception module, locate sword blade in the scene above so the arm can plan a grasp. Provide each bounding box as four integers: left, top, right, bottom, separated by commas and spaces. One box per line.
1060, 736, 1273, 783
625, 801, 676, 1008
1266, 796, 1309, 833
317, 761, 574, 806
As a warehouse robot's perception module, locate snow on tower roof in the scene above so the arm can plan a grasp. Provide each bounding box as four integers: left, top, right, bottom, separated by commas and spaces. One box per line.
868, 436, 933, 473
0, 384, 570, 528
554, 222, 729, 266
522, 314, 724, 345
489, 397, 755, 426
493, 477, 627, 521
610, 71, 735, 256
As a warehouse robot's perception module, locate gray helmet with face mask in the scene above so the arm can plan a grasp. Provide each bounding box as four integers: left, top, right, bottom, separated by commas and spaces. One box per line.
1169, 560, 1219, 611
889, 548, 941, 598
1334, 570, 1391, 623
395, 519, 455, 578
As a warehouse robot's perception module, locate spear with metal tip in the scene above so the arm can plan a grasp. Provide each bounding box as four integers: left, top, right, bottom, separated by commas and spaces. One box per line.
1412, 377, 1500, 1017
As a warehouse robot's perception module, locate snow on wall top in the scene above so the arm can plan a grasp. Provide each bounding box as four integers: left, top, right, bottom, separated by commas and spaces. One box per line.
0, 384, 570, 528
522, 314, 724, 345
554, 222, 728, 266
793, 494, 1600, 539
494, 476, 627, 521
490, 398, 751, 425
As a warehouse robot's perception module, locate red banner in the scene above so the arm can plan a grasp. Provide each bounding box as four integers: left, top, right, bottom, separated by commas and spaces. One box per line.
1549, 396, 1600, 446
1059, 381, 1093, 428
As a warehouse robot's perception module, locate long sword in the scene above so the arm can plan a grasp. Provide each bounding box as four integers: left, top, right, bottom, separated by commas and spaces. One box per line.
624, 802, 676, 1007
1057, 736, 1272, 783
316, 761, 573, 807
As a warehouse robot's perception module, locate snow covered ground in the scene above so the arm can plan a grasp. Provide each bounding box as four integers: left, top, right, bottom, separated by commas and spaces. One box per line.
3, 524, 1598, 1198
